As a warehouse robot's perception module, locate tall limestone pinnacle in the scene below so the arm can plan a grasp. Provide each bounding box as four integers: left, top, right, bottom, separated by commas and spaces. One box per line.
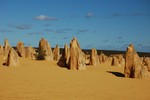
37, 38, 53, 61
90, 48, 99, 66
16, 41, 26, 58
57, 44, 70, 68
25, 46, 36, 60
3, 39, 19, 67
53, 44, 60, 61
0, 45, 4, 55
69, 37, 86, 70
4, 47, 19, 66
63, 44, 70, 65
124, 44, 142, 78
4, 39, 11, 58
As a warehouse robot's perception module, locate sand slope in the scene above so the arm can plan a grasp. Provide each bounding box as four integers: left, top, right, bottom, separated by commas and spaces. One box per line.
0, 57, 150, 100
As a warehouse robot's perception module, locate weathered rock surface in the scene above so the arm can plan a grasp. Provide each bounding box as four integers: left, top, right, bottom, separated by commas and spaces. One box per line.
117, 54, 125, 67
69, 37, 86, 70
99, 52, 107, 63
4, 39, 11, 58
111, 54, 125, 67
140, 65, 150, 79
4, 47, 19, 66
111, 56, 120, 66
53, 44, 60, 61
143, 57, 150, 71
25, 46, 36, 60
16, 41, 26, 57
57, 44, 70, 67
90, 48, 99, 66
37, 38, 53, 60
0, 45, 4, 55
124, 44, 142, 79
85, 54, 90, 65
63, 44, 70, 65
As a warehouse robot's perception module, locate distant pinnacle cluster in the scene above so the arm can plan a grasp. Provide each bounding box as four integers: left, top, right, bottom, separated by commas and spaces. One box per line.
0, 37, 150, 79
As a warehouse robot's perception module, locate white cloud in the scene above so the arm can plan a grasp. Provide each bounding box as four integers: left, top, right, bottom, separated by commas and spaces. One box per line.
85, 12, 94, 18
35, 15, 58, 21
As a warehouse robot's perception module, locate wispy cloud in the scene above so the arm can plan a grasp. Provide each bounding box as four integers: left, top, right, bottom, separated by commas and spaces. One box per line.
124, 42, 150, 52
139, 46, 150, 52
63, 36, 69, 40
44, 23, 53, 27
98, 45, 117, 50
15, 24, 32, 30
55, 28, 72, 33
134, 43, 150, 52
35, 15, 58, 21
8, 23, 32, 30
28, 32, 44, 35
128, 12, 148, 16
116, 40, 125, 43
116, 36, 123, 40
44, 23, 60, 27
93, 31, 97, 33
0, 29, 13, 33
135, 43, 142, 47
104, 12, 149, 18
123, 43, 129, 47
44, 28, 72, 33
111, 13, 122, 17
103, 12, 122, 18
85, 12, 94, 18
44, 29, 54, 32
78, 29, 89, 33
99, 42, 150, 52
86, 44, 94, 49
7, 23, 15, 27
103, 40, 109, 42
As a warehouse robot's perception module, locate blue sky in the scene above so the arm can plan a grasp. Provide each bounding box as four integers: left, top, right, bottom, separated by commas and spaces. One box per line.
0, 0, 150, 52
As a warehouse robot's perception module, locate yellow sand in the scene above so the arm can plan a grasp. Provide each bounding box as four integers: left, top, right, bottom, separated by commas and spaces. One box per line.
0, 57, 150, 100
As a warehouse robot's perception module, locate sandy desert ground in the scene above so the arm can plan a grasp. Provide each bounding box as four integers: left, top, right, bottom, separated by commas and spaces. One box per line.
0, 56, 150, 100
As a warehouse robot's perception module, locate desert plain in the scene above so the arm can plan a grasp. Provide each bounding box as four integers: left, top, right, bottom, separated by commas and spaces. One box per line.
0, 56, 150, 100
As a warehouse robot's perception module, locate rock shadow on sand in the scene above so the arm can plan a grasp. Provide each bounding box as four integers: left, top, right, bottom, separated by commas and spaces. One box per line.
107, 71, 125, 77
57, 57, 70, 69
